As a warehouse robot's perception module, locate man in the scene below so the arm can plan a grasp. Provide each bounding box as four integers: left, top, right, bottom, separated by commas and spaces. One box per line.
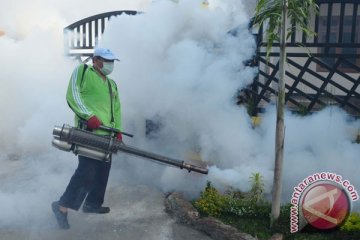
52, 48, 122, 229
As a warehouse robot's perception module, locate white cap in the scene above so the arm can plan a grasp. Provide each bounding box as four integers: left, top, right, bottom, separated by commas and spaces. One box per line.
93, 48, 120, 61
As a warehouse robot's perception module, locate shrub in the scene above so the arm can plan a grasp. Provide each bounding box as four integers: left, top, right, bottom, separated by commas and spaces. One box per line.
194, 173, 269, 218
341, 212, 360, 232
193, 181, 226, 217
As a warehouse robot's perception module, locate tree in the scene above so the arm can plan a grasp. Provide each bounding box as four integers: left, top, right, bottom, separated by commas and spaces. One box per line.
252, 0, 318, 226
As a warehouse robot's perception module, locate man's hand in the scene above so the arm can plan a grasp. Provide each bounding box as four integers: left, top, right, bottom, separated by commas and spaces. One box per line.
116, 132, 123, 142
87, 116, 101, 129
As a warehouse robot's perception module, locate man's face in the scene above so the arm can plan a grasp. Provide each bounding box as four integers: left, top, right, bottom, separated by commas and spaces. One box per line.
93, 57, 114, 69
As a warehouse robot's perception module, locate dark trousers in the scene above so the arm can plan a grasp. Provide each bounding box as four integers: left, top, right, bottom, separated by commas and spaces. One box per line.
59, 155, 111, 211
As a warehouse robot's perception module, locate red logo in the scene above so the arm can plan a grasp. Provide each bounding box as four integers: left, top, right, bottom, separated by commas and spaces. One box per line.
301, 182, 350, 230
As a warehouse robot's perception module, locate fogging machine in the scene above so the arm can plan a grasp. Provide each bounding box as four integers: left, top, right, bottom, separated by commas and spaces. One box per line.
52, 124, 208, 175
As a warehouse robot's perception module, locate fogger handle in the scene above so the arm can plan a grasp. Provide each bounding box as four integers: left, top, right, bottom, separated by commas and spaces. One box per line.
80, 120, 133, 138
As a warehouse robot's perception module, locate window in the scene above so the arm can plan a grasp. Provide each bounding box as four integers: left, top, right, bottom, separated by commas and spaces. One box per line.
317, 15, 360, 73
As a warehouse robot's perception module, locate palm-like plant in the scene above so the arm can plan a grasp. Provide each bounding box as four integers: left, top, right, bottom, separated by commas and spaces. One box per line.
249, 172, 265, 204
252, 0, 319, 226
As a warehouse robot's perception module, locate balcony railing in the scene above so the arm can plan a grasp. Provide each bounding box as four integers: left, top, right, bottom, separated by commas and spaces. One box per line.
63, 10, 137, 59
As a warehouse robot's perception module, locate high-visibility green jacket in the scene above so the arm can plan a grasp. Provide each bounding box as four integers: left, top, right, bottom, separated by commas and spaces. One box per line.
66, 64, 121, 135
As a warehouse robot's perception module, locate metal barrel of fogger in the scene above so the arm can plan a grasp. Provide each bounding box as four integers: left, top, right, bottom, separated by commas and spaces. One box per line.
113, 143, 209, 174
52, 125, 208, 174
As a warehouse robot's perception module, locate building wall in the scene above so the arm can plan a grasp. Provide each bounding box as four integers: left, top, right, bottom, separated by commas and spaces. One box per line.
257, 2, 360, 98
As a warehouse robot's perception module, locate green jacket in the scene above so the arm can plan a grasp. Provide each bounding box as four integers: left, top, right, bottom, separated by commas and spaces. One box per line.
66, 64, 121, 135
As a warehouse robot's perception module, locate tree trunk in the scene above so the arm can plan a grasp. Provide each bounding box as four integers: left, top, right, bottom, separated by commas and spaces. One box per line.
271, 0, 287, 227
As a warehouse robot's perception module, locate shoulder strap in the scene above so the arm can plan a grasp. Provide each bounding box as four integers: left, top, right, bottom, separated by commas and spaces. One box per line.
80, 64, 88, 87
110, 79, 118, 90
107, 79, 115, 124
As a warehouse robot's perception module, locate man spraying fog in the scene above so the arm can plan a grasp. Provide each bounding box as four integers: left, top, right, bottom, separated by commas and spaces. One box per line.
52, 48, 122, 229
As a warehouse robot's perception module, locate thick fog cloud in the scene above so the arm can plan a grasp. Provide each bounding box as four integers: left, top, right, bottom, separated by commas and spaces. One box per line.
0, 0, 147, 227
99, 0, 360, 205
0, 0, 359, 228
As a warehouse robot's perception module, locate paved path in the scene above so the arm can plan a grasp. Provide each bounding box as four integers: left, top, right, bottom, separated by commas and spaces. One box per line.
0, 184, 212, 240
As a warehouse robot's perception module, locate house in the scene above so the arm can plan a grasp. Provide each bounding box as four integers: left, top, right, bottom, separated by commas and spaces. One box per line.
250, 0, 360, 116
63, 0, 360, 116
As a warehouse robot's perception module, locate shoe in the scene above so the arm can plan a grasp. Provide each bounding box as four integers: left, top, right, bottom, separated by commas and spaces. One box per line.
51, 201, 70, 229
82, 204, 110, 214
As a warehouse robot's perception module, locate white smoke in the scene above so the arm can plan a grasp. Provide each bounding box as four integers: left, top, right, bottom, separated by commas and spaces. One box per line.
0, 0, 148, 228
0, 0, 359, 229
100, 0, 360, 206
101, 0, 259, 195
0, 0, 149, 40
